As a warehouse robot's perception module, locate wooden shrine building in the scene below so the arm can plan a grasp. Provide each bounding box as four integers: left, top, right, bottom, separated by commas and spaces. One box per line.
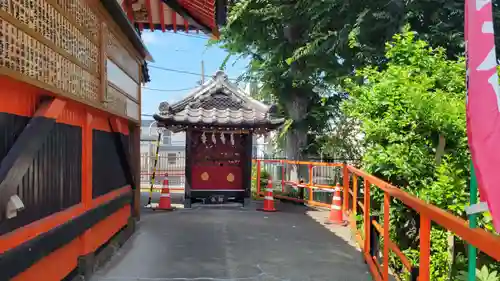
154, 71, 284, 207
0, 0, 227, 279
0, 1, 152, 280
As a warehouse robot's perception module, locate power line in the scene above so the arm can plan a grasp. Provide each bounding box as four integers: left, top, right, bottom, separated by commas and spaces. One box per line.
148, 65, 240, 81
142, 86, 200, 92
170, 31, 209, 40
149, 65, 212, 77
142, 64, 246, 93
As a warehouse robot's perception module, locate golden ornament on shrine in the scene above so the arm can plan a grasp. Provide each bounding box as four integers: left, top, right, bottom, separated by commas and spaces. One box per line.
201, 172, 209, 181
227, 173, 235, 182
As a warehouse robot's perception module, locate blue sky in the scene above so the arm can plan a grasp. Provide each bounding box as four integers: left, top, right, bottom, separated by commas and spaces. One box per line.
140, 31, 250, 119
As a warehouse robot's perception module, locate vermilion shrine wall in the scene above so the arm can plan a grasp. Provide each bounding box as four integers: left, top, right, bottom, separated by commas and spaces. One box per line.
0, 0, 146, 279
185, 129, 253, 206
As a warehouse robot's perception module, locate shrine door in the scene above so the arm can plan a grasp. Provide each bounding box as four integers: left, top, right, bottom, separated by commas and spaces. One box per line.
190, 131, 245, 191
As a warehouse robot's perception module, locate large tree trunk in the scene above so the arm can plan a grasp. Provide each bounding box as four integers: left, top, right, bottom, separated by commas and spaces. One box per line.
285, 91, 309, 185
283, 22, 310, 185
285, 91, 308, 159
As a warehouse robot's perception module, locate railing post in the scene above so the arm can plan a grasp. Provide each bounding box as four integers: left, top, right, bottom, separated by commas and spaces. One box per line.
363, 179, 371, 254
308, 164, 314, 205
369, 215, 380, 258
410, 267, 419, 281
308, 163, 313, 185
351, 175, 358, 228
419, 214, 431, 281
383, 193, 390, 281
256, 160, 261, 194
281, 160, 285, 193
363, 179, 371, 255
342, 163, 349, 212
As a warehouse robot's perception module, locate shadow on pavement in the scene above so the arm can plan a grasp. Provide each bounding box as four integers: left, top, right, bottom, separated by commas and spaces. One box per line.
93, 193, 372, 281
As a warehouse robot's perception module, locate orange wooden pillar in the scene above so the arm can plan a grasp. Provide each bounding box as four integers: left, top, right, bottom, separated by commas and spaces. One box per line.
351, 175, 358, 228
419, 215, 431, 281
308, 164, 313, 205
256, 160, 262, 194
342, 163, 349, 212
80, 112, 94, 260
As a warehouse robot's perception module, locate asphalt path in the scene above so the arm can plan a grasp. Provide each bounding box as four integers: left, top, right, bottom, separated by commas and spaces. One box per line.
91, 198, 372, 281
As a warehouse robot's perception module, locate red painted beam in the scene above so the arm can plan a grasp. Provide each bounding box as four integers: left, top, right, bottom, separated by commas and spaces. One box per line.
159, 0, 166, 32
124, 0, 135, 24
145, 0, 154, 31
171, 9, 177, 32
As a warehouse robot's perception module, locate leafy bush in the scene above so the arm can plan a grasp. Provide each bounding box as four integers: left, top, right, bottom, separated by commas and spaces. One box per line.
342, 27, 497, 280
459, 265, 500, 281
251, 164, 271, 191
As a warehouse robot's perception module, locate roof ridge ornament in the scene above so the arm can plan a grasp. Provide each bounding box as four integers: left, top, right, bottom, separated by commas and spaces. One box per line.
213, 70, 229, 82
158, 101, 171, 115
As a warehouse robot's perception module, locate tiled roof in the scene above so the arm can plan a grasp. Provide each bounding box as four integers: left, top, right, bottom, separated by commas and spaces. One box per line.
164, 107, 284, 126
154, 71, 285, 129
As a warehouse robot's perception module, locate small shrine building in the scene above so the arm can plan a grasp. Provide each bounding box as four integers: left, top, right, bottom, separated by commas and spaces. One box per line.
153, 71, 284, 207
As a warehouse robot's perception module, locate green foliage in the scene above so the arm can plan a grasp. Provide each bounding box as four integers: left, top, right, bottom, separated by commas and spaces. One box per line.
218, 0, 500, 160
429, 229, 453, 281
459, 265, 500, 281
251, 165, 272, 200
251, 165, 270, 184
479, 211, 497, 234
313, 114, 363, 160
218, 53, 232, 71
342, 29, 475, 280
343, 27, 468, 189
259, 170, 271, 180
284, 0, 500, 78
419, 157, 469, 215
218, 0, 354, 160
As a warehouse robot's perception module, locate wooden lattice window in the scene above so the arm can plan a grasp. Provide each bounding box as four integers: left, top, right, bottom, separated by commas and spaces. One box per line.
0, 18, 99, 102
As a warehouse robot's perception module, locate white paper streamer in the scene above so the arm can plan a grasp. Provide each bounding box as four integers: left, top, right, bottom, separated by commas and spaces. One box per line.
220, 132, 226, 144
201, 132, 207, 144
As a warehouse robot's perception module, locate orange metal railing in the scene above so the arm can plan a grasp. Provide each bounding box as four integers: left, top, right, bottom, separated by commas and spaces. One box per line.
252, 159, 500, 281
252, 159, 345, 207
345, 165, 500, 281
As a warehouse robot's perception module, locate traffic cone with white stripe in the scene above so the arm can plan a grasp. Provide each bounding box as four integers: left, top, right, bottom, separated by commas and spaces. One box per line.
156, 173, 174, 211
258, 176, 277, 212
325, 183, 347, 225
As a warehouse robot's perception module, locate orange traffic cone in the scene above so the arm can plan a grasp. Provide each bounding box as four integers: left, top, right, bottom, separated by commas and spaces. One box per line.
325, 183, 347, 225
258, 177, 277, 212
156, 173, 174, 211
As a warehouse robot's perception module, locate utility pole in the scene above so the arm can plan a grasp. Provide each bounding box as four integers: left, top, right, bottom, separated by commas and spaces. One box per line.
201, 60, 205, 84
